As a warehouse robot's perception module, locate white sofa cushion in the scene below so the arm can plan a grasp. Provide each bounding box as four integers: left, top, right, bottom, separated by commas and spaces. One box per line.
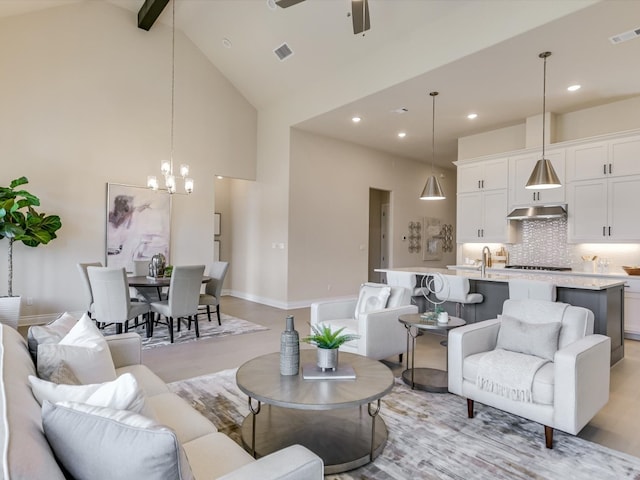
37, 314, 116, 384
183, 432, 254, 479
42, 401, 194, 480
147, 392, 218, 444
464, 351, 555, 405
117, 364, 170, 397
496, 315, 561, 361
354, 283, 390, 320
27, 312, 78, 362
29, 372, 150, 416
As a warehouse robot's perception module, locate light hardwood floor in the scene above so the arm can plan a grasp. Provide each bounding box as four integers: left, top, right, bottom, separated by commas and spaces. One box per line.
141, 296, 640, 459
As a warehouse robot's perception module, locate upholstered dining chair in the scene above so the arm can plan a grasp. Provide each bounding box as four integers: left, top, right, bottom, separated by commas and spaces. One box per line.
132, 259, 165, 302
150, 265, 205, 343
76, 262, 102, 320
198, 261, 229, 325
87, 266, 150, 334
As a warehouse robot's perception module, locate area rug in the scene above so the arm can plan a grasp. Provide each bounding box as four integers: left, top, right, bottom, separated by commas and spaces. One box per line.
169, 368, 640, 480
104, 314, 268, 349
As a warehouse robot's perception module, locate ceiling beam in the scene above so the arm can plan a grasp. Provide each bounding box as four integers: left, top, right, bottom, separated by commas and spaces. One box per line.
138, 0, 170, 31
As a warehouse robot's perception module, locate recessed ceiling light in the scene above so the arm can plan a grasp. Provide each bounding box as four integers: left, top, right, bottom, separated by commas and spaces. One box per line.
467, 113, 478, 120
352, 116, 361, 123
567, 84, 581, 92
266, 0, 277, 10
397, 132, 407, 138
222, 38, 232, 49
216, 175, 224, 179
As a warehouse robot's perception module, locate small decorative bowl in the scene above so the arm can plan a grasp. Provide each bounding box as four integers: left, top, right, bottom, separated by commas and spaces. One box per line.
622, 266, 640, 276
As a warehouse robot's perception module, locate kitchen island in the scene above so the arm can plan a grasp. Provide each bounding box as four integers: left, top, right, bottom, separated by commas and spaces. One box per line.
376, 267, 626, 364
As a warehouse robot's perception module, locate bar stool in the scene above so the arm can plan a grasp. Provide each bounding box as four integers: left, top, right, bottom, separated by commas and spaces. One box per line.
386, 271, 428, 311
431, 274, 483, 317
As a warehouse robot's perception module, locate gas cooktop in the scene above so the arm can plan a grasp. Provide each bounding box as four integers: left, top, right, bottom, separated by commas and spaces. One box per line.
504, 265, 572, 272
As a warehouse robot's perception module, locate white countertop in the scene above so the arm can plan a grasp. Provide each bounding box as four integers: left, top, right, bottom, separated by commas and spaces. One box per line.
376, 266, 628, 291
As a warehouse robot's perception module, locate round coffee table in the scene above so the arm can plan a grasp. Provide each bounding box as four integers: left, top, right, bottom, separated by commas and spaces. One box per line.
236, 350, 393, 474
398, 313, 466, 393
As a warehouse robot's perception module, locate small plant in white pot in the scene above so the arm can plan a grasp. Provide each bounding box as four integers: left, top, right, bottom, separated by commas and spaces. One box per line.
302, 324, 359, 372
0, 177, 62, 328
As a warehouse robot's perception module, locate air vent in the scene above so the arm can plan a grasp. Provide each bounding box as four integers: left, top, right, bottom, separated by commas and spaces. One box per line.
609, 27, 640, 44
274, 43, 294, 61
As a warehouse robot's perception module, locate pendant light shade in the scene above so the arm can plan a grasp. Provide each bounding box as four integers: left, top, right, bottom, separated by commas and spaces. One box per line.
420, 91, 446, 200
420, 175, 445, 200
525, 51, 561, 190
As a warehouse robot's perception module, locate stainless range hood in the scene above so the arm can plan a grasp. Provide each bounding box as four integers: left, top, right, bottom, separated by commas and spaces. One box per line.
507, 204, 567, 220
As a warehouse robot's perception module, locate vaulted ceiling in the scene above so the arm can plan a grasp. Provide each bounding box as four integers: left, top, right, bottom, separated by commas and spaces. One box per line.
2, 0, 640, 166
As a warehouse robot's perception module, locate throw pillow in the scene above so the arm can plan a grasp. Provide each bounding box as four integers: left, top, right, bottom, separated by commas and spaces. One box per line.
354, 284, 391, 320
47, 361, 81, 385
29, 373, 152, 417
496, 315, 562, 361
36, 313, 116, 384
27, 312, 78, 363
42, 401, 194, 480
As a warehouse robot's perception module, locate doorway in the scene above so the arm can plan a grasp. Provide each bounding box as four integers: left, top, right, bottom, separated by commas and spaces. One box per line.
368, 188, 391, 282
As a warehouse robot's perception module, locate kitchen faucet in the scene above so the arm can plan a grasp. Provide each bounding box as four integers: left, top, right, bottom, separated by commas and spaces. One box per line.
481, 246, 492, 277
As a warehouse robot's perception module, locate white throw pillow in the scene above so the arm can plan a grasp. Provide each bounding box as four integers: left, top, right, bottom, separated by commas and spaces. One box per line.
27, 312, 79, 362
496, 315, 562, 362
37, 313, 116, 384
354, 284, 391, 320
29, 373, 152, 417
42, 401, 194, 480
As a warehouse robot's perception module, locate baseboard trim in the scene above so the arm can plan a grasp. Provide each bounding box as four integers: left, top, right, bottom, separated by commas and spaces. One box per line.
18, 310, 86, 327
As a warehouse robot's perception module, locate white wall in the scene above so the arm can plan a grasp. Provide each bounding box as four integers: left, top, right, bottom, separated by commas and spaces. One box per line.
0, 2, 256, 322
458, 95, 640, 159
287, 129, 456, 306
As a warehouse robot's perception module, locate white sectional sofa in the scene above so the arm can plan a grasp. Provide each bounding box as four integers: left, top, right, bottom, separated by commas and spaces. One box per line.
0, 324, 323, 479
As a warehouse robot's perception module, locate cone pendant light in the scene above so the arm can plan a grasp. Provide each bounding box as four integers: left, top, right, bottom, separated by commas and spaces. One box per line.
526, 52, 561, 190
420, 91, 445, 200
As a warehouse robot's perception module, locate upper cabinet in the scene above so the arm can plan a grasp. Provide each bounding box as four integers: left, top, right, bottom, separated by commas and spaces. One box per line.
509, 149, 565, 207
457, 157, 508, 193
567, 134, 640, 182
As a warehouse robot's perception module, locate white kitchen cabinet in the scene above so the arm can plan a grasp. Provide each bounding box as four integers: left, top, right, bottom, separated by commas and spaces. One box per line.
457, 190, 509, 243
566, 134, 640, 182
457, 157, 508, 194
624, 279, 640, 337
509, 150, 565, 207
568, 174, 640, 242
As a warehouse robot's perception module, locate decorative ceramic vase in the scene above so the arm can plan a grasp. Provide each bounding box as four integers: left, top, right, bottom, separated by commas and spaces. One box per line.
317, 347, 338, 372
280, 315, 300, 376
437, 311, 449, 324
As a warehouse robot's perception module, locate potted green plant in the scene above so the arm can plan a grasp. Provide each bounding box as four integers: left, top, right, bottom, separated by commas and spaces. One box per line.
0, 177, 62, 328
302, 323, 359, 371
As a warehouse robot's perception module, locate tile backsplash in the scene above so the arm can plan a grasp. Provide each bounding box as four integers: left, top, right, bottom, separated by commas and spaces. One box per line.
508, 218, 571, 267
459, 218, 640, 272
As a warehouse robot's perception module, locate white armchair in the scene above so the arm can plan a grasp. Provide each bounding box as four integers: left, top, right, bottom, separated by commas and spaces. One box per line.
448, 298, 610, 448
310, 282, 418, 362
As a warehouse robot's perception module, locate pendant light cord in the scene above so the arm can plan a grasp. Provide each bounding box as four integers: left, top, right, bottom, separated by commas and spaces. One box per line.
430, 91, 438, 174
540, 52, 551, 160
170, 0, 175, 175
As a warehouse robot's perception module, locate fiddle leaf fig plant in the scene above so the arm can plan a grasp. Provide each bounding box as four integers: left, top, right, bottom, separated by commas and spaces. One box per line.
0, 177, 62, 297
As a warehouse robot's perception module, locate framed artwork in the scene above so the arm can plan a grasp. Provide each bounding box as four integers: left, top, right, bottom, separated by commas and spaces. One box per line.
214, 213, 221, 236
105, 183, 171, 272
422, 217, 443, 261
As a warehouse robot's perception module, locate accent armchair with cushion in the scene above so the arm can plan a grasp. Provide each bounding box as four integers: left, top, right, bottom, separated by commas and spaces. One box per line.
310, 282, 418, 361
448, 298, 611, 448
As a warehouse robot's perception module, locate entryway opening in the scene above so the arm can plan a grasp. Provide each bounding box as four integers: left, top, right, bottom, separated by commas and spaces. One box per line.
368, 188, 391, 283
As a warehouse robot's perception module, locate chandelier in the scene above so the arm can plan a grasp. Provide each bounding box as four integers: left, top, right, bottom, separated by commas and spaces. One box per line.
147, 0, 193, 195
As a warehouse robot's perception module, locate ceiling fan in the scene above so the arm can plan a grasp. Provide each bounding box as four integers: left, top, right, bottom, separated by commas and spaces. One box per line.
275, 0, 371, 35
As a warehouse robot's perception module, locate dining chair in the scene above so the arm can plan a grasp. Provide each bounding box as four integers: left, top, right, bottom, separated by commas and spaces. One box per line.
198, 261, 229, 325
150, 265, 205, 343
87, 266, 150, 335
76, 262, 103, 320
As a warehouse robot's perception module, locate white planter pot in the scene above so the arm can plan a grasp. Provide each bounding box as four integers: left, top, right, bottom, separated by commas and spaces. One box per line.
0, 296, 21, 330
316, 347, 338, 372
437, 312, 449, 324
